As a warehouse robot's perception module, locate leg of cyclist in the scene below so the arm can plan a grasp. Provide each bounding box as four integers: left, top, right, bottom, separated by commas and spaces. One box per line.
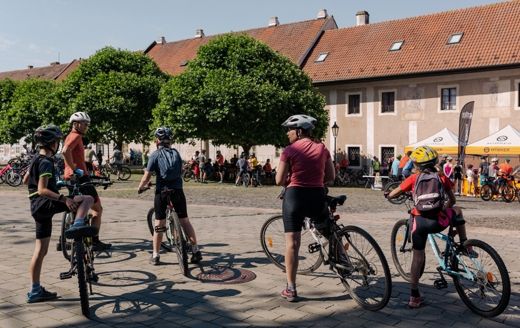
151, 193, 167, 265
172, 189, 202, 264
284, 231, 301, 292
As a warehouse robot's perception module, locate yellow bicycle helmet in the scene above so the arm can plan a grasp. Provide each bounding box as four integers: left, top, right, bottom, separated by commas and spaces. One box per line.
410, 145, 438, 168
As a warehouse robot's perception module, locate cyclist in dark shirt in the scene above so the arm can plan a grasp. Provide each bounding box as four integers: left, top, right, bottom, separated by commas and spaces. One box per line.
137, 127, 202, 265
24, 125, 94, 303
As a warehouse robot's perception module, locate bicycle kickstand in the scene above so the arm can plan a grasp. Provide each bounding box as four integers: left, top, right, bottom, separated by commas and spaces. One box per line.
433, 266, 448, 289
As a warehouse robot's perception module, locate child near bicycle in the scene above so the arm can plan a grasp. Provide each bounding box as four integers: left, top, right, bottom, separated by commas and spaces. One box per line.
24, 125, 94, 303
137, 127, 202, 265
385, 145, 470, 309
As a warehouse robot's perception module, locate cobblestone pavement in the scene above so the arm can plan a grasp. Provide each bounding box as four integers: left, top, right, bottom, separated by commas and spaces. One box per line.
0, 186, 519, 327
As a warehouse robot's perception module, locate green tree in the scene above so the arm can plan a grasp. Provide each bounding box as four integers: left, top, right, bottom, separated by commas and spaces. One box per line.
0, 79, 57, 144
56, 47, 167, 148
154, 34, 327, 154
0, 79, 19, 143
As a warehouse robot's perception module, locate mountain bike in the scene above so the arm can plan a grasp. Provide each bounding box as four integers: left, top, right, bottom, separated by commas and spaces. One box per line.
261, 190, 392, 311
99, 162, 131, 181
0, 163, 22, 186
480, 177, 515, 202
57, 180, 111, 318
141, 187, 191, 277
390, 195, 510, 317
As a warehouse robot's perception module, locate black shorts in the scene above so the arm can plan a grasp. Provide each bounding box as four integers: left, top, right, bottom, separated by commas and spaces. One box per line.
411, 209, 465, 250
282, 187, 328, 233
30, 198, 69, 239
77, 176, 100, 203
154, 189, 188, 220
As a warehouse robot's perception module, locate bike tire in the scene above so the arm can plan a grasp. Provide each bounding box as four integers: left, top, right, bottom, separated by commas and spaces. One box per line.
480, 185, 492, 201
390, 219, 423, 282
243, 173, 250, 188
501, 185, 515, 203
0, 173, 4, 184
260, 215, 323, 274
385, 182, 408, 205
119, 166, 131, 181
453, 239, 511, 318
146, 207, 155, 236
6, 170, 22, 187
75, 241, 90, 318
61, 212, 74, 261
183, 171, 193, 182
171, 212, 189, 276
336, 225, 392, 311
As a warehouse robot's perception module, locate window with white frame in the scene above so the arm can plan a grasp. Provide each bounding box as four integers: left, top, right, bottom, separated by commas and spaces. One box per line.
381, 91, 395, 113
441, 87, 457, 111
347, 147, 361, 167
380, 147, 395, 167
347, 94, 361, 115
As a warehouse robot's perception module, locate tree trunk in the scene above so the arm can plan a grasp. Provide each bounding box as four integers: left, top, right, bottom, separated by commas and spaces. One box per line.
241, 145, 251, 156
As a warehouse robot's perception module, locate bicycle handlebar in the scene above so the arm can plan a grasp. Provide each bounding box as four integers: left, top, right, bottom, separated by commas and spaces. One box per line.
58, 179, 113, 190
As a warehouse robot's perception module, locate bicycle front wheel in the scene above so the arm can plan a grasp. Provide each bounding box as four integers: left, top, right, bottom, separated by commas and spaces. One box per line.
453, 239, 511, 317
75, 241, 90, 318
501, 185, 515, 203
385, 182, 407, 205
336, 225, 392, 311
260, 215, 323, 274
118, 166, 131, 181
480, 185, 492, 201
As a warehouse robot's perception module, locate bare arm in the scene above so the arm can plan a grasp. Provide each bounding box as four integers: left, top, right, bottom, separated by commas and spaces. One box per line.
61, 145, 76, 171
37, 176, 77, 211
275, 160, 289, 186
23, 171, 30, 185
324, 157, 335, 185
387, 185, 403, 199
138, 170, 153, 191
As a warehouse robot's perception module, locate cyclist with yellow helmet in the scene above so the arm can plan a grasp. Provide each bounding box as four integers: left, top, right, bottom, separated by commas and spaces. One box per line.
386, 145, 470, 309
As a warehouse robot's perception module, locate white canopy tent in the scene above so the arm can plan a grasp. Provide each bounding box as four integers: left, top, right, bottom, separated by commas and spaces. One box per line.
465, 125, 520, 155
404, 128, 459, 154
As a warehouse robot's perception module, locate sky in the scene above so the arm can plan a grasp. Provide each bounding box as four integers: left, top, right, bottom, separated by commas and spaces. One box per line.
0, 0, 506, 72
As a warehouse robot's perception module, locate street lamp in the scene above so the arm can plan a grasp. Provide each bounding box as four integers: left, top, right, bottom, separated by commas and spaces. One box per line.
331, 122, 339, 162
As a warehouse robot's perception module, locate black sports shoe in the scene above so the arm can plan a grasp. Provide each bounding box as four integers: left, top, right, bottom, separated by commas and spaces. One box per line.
27, 287, 58, 303
190, 251, 202, 264
150, 255, 160, 265
92, 240, 112, 252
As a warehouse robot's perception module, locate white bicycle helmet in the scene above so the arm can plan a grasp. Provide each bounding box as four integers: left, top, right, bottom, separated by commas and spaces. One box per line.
281, 114, 316, 131
69, 111, 91, 124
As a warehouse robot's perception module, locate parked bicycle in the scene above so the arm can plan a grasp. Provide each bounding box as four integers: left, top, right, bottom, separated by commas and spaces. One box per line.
390, 194, 510, 317
58, 179, 112, 318
261, 190, 392, 311
235, 171, 251, 188
0, 162, 23, 186
480, 177, 515, 202
99, 162, 131, 181
142, 187, 191, 276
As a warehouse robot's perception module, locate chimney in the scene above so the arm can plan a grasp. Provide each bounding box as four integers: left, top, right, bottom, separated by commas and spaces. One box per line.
50, 61, 60, 66
27, 65, 34, 69
268, 16, 279, 27
356, 11, 369, 26
317, 9, 328, 19
195, 29, 204, 38
157, 36, 166, 45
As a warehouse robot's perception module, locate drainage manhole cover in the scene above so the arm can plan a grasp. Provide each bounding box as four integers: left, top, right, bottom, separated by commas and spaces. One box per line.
196, 266, 256, 284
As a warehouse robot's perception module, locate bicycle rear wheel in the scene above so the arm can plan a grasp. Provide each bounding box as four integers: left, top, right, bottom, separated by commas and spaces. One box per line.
119, 166, 131, 181
501, 185, 515, 203
260, 215, 323, 274
146, 207, 155, 236
169, 212, 189, 276
453, 239, 510, 317
75, 241, 90, 318
336, 225, 392, 311
61, 212, 74, 261
390, 219, 425, 283
6, 170, 22, 186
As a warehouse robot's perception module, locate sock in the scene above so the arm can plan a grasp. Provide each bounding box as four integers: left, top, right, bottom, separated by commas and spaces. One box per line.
287, 283, 296, 291
411, 288, 420, 298
31, 282, 41, 294
192, 245, 199, 253
73, 217, 85, 226
152, 252, 159, 258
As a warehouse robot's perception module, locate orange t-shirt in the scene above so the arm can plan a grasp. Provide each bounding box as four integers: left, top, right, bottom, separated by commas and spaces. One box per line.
63, 130, 87, 179
398, 155, 409, 169
499, 163, 513, 176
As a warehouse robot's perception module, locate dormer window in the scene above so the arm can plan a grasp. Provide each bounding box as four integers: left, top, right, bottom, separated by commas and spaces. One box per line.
180, 60, 189, 67
315, 52, 329, 62
447, 33, 463, 44
389, 41, 404, 51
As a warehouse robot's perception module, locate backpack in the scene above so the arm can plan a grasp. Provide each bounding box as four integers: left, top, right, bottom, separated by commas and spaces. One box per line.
157, 148, 181, 181
413, 172, 445, 215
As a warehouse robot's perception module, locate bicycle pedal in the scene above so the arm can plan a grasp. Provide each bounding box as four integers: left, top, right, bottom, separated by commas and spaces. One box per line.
308, 242, 321, 254
56, 243, 62, 251
59, 271, 73, 280
433, 278, 448, 289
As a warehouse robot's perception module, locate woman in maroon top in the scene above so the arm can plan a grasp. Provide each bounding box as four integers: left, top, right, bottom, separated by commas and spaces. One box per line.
275, 114, 335, 302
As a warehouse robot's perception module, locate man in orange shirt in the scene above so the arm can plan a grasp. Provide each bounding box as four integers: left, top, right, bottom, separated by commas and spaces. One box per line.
62, 112, 111, 252
398, 151, 412, 178
499, 158, 513, 177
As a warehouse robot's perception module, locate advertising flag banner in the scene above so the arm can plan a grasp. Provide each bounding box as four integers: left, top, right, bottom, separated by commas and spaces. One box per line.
458, 101, 474, 166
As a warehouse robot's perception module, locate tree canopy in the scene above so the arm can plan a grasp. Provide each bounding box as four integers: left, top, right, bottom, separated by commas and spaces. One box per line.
0, 79, 57, 144
56, 47, 167, 147
153, 34, 327, 154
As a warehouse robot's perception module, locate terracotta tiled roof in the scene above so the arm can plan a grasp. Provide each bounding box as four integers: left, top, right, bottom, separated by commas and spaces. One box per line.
146, 16, 337, 76
304, 1, 520, 83
0, 60, 79, 81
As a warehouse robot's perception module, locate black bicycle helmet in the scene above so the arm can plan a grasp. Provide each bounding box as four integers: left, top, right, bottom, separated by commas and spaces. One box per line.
281, 114, 316, 131
34, 124, 63, 147
155, 127, 173, 141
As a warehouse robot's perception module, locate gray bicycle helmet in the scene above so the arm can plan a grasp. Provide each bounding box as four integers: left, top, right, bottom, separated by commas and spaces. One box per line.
69, 111, 91, 124
281, 114, 316, 131
155, 127, 173, 141
34, 124, 63, 147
